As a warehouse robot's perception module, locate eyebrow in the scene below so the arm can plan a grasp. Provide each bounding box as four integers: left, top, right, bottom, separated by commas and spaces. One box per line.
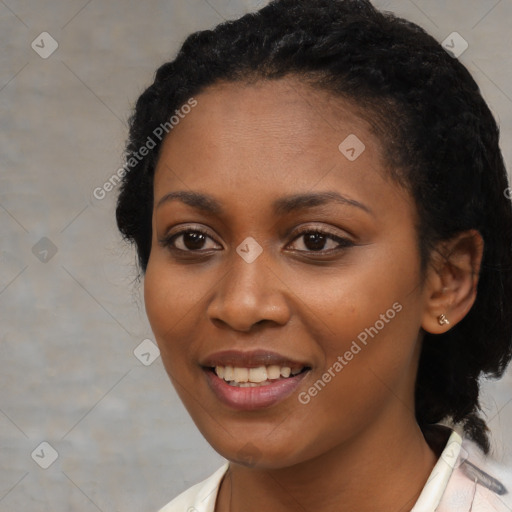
156, 190, 373, 216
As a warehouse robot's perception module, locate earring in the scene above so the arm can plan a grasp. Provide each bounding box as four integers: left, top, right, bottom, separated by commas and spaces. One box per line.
438, 314, 450, 326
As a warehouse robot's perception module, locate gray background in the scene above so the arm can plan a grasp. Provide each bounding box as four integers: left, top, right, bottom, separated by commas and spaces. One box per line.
1, 0, 512, 510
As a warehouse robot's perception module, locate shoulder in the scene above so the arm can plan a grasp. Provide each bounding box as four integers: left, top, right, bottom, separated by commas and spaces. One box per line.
438, 436, 512, 512
157, 463, 230, 512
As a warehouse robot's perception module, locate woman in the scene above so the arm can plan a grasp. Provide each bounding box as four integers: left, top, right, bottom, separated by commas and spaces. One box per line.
115, 0, 512, 510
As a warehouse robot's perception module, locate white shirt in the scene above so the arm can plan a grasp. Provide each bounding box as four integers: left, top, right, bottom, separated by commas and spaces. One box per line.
158, 429, 512, 512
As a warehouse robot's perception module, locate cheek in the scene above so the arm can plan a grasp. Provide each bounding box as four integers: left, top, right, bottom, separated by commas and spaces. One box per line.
289, 243, 423, 413
143, 254, 222, 379
288, 241, 421, 346
143, 258, 192, 358
144, 263, 171, 338
144, 251, 206, 325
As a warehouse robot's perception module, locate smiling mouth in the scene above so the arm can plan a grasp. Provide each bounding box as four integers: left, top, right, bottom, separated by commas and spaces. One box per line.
207, 365, 310, 387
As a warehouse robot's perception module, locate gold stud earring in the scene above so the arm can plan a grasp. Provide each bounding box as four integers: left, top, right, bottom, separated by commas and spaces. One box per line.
438, 314, 450, 326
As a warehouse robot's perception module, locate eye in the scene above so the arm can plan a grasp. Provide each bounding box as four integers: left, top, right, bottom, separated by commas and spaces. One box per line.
287, 227, 354, 254
159, 225, 354, 255
159, 227, 221, 252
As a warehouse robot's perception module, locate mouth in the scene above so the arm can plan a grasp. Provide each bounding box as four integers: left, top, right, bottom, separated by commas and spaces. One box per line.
205, 364, 309, 387
200, 350, 312, 410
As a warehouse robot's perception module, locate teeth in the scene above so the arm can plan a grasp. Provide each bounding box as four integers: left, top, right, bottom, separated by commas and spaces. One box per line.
233, 367, 249, 383
213, 364, 305, 383
224, 365, 234, 381
267, 365, 281, 380
248, 366, 267, 383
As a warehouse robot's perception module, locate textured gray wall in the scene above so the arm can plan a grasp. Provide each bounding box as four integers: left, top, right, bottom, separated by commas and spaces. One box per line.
1, 0, 511, 510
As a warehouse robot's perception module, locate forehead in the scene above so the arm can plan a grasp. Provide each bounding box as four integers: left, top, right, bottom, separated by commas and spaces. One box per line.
152, 77, 410, 222
155, 78, 386, 174
163, 78, 381, 154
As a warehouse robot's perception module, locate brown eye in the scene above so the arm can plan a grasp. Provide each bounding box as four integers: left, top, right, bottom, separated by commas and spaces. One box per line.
288, 228, 354, 254
178, 231, 208, 251
159, 228, 220, 252
301, 232, 330, 251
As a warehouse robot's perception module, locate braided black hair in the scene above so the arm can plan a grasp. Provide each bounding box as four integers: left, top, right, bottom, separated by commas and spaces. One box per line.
116, 0, 512, 453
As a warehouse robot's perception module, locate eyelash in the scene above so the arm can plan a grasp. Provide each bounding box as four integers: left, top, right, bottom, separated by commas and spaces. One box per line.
159, 225, 354, 256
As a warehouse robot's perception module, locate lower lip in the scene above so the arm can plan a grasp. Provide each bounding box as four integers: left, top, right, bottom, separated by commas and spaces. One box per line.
204, 369, 309, 411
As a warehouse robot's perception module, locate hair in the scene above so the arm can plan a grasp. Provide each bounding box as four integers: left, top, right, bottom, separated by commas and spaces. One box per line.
116, 0, 512, 453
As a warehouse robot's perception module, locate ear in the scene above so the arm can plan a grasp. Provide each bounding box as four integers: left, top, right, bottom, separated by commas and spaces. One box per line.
421, 229, 484, 334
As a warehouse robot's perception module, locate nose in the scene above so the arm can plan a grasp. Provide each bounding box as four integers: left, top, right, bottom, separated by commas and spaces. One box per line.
206, 247, 291, 332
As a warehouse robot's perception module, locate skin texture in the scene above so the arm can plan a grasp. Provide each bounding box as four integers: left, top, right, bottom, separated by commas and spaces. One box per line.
143, 78, 484, 512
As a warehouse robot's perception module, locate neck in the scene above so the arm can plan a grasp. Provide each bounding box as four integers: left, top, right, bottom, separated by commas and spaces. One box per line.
215, 411, 440, 512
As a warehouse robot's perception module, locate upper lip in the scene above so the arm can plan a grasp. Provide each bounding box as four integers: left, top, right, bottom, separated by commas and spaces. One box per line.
200, 349, 310, 369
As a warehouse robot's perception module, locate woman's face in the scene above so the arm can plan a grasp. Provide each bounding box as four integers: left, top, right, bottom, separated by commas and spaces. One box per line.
144, 78, 431, 469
